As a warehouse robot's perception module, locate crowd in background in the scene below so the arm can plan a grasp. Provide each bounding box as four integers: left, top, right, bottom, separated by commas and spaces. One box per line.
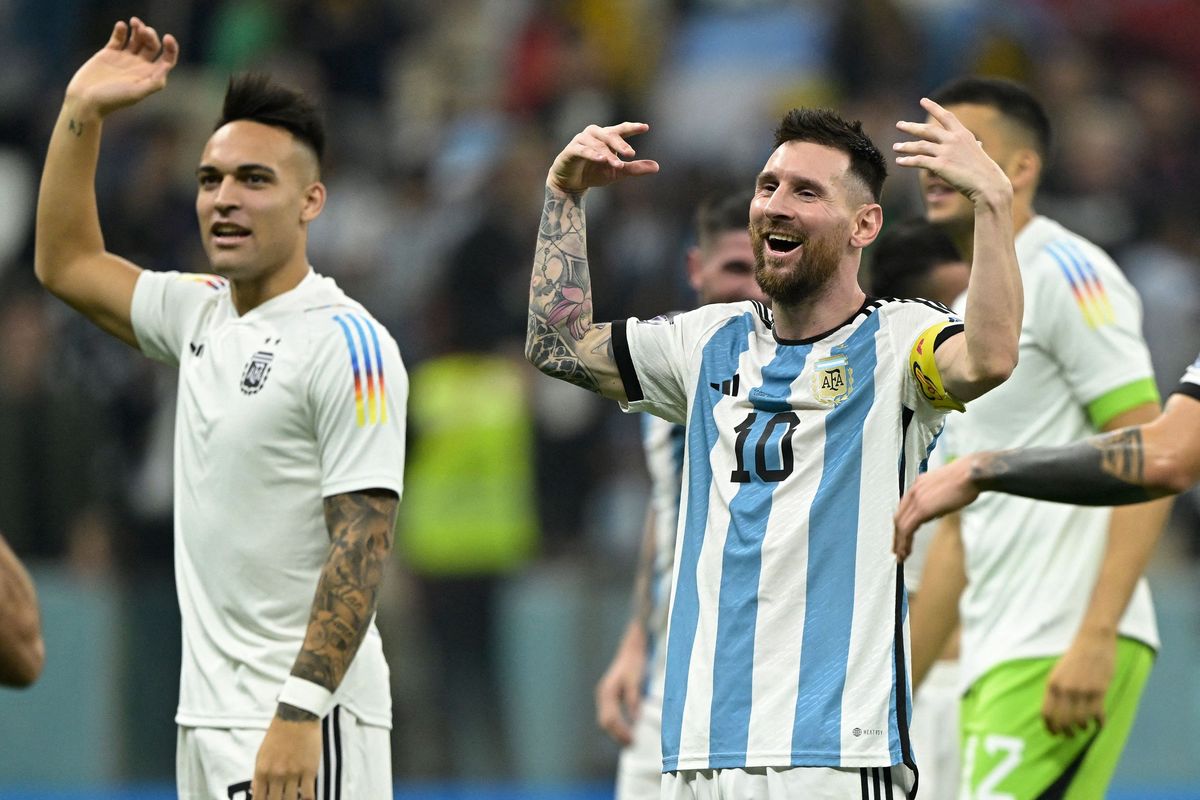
1, 0, 1198, 783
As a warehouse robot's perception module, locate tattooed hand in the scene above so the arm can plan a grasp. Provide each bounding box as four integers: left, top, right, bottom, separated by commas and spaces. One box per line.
547, 122, 659, 194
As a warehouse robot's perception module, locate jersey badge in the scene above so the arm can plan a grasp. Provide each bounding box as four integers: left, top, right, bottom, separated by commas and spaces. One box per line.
813, 353, 852, 407
240, 351, 275, 395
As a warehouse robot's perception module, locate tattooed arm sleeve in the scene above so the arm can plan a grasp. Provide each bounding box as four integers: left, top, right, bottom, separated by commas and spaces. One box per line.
278, 489, 399, 722
526, 185, 627, 399
970, 428, 1167, 506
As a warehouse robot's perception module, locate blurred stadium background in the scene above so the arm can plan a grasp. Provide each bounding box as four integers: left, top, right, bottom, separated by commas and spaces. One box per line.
1, 0, 1199, 797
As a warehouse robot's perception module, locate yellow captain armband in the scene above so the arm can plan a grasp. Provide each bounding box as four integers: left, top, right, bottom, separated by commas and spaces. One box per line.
910, 321, 966, 412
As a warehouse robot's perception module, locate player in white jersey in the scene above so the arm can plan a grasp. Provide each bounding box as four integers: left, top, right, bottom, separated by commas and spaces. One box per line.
0, 529, 44, 687
34, 20, 405, 800
896, 353, 1200, 536
527, 103, 1022, 797
868, 220, 969, 800
906, 77, 1168, 799
594, 192, 766, 799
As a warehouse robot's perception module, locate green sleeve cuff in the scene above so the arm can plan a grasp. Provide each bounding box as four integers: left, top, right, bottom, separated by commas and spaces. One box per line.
1086, 377, 1161, 429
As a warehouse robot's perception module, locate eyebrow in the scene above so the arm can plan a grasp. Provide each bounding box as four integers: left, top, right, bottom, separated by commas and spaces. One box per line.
195, 163, 278, 178
755, 171, 829, 195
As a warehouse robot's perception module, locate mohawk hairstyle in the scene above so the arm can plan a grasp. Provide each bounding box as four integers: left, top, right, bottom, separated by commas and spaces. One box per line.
930, 76, 1051, 157
773, 109, 887, 202
695, 191, 752, 251
215, 73, 325, 165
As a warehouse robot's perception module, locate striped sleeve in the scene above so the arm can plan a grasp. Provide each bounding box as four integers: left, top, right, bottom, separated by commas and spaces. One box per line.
309, 308, 408, 499
1035, 239, 1159, 425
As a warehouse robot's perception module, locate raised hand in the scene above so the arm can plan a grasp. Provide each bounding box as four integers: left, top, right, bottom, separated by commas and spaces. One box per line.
893, 98, 1012, 206
547, 122, 659, 194
65, 18, 179, 117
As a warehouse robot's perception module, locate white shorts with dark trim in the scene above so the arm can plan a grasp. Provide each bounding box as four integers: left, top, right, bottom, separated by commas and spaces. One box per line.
662, 765, 912, 799
176, 705, 391, 799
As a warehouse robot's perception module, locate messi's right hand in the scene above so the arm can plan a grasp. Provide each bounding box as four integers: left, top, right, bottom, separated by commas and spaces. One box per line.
547, 123, 659, 195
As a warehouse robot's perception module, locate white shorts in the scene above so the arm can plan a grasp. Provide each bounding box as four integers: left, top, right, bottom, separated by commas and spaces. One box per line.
176, 705, 391, 799
662, 766, 910, 799
906, 659, 961, 800
616, 693, 664, 800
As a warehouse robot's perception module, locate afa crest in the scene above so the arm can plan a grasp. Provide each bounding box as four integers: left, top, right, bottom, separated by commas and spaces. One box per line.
813, 353, 853, 407
240, 351, 275, 395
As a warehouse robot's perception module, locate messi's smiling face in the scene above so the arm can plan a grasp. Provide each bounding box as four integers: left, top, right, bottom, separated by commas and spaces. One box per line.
749, 140, 862, 305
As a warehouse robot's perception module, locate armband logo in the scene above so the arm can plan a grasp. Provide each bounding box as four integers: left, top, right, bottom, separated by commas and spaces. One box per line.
813, 352, 853, 407
912, 362, 940, 402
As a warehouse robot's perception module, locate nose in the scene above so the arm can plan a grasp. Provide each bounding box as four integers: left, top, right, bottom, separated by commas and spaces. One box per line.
213, 175, 240, 213
760, 187, 795, 223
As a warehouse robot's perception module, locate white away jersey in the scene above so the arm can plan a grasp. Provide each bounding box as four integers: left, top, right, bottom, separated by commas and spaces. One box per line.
947, 216, 1159, 692
612, 297, 959, 772
132, 269, 407, 729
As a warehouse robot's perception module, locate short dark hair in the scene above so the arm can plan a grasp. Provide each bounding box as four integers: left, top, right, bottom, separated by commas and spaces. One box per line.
930, 76, 1051, 157
695, 192, 751, 251
869, 218, 961, 298
215, 73, 325, 165
773, 109, 887, 202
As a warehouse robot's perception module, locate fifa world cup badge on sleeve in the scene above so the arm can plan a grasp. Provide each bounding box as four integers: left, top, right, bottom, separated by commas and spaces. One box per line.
813, 352, 853, 407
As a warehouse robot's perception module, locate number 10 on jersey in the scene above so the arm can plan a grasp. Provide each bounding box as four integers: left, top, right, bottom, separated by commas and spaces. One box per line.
730, 411, 801, 483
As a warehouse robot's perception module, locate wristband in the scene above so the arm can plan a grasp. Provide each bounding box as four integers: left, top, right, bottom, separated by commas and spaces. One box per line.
277, 676, 334, 718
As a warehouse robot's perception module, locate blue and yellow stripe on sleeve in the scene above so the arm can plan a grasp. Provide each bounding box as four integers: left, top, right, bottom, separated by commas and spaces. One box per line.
333, 313, 389, 427
1046, 240, 1116, 328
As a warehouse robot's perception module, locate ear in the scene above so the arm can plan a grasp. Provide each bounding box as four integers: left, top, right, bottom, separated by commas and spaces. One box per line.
1007, 148, 1042, 194
849, 203, 883, 249
300, 181, 326, 223
686, 246, 704, 293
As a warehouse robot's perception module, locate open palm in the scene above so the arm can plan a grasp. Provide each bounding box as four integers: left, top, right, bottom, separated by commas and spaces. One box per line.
66, 18, 179, 116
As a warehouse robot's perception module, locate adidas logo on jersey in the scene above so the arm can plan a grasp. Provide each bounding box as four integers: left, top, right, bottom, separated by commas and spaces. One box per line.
709, 373, 741, 396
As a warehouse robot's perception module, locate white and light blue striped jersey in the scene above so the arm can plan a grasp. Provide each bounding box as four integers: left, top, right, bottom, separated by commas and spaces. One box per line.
612, 297, 960, 773
641, 413, 686, 703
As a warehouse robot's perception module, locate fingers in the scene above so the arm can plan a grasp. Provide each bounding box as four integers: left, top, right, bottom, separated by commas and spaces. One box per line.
919, 97, 961, 131
595, 678, 632, 745
107, 20, 128, 50
161, 34, 181, 68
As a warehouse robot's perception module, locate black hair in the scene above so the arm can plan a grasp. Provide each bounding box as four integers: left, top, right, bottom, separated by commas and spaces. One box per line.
215, 73, 325, 165
773, 108, 887, 202
868, 218, 962, 299
695, 191, 751, 250
930, 76, 1051, 157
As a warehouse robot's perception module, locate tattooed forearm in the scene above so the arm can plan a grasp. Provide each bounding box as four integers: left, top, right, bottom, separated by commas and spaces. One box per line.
631, 512, 657, 631
276, 702, 319, 722
290, 489, 398, 693
67, 119, 85, 137
526, 185, 603, 391
970, 428, 1164, 506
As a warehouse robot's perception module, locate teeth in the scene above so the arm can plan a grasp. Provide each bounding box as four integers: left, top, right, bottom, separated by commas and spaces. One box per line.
767, 233, 801, 243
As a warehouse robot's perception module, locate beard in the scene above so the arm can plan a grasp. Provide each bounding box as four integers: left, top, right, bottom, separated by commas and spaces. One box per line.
751, 223, 848, 306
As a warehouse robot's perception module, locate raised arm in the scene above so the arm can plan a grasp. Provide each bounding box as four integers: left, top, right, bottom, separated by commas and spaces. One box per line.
894, 98, 1021, 402
35, 18, 179, 347
0, 532, 44, 688
525, 123, 659, 400
253, 488, 398, 800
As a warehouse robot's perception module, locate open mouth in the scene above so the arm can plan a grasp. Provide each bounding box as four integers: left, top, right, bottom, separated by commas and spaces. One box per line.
924, 181, 958, 202
765, 232, 804, 256
211, 222, 251, 246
